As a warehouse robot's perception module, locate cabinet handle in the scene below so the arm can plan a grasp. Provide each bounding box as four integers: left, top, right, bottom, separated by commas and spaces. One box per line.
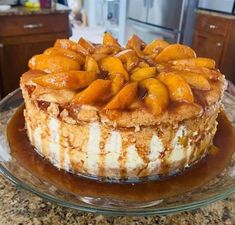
216, 42, 222, 47
209, 24, 217, 29
23, 23, 43, 29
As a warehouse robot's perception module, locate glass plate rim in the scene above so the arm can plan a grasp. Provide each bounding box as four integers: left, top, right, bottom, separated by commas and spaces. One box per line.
0, 88, 235, 216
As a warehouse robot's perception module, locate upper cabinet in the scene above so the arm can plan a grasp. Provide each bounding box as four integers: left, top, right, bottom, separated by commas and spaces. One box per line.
193, 11, 235, 82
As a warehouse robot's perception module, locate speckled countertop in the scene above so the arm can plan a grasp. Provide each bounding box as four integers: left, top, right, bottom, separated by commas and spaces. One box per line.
0, 174, 235, 225
0, 92, 235, 224
0, 4, 70, 16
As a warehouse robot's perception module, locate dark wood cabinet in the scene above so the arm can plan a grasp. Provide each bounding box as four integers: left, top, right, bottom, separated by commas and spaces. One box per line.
193, 11, 235, 82
0, 7, 71, 97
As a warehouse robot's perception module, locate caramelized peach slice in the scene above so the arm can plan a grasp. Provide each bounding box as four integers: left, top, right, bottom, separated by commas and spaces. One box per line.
32, 71, 96, 90
28, 54, 81, 73
85, 56, 100, 73
155, 44, 196, 63
143, 39, 169, 55
91, 53, 108, 62
100, 56, 129, 81
126, 35, 145, 57
103, 32, 121, 48
131, 67, 156, 82
78, 37, 95, 54
43, 47, 85, 64
158, 72, 194, 103
171, 65, 220, 81
114, 49, 136, 63
126, 56, 139, 72
105, 82, 138, 110
109, 73, 125, 95
138, 61, 150, 68
177, 71, 211, 90
140, 78, 169, 115
54, 39, 89, 56
72, 79, 111, 105
94, 45, 116, 54
171, 58, 215, 69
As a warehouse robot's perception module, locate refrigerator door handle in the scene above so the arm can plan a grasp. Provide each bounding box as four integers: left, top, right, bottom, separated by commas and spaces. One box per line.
150, 0, 154, 8
144, 0, 148, 7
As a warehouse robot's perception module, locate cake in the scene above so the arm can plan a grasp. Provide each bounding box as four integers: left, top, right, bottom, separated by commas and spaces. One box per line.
20, 33, 226, 179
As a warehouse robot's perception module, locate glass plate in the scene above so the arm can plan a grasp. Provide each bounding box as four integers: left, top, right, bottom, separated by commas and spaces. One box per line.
0, 88, 235, 216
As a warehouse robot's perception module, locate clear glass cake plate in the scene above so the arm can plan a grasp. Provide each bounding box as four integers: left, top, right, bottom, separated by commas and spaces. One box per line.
0, 88, 235, 216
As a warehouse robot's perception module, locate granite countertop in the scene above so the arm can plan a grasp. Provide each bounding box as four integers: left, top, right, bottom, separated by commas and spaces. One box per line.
196, 9, 235, 20
0, 4, 70, 16
0, 174, 235, 225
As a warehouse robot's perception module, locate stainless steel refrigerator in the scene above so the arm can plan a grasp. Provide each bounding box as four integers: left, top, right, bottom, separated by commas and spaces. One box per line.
125, 0, 198, 45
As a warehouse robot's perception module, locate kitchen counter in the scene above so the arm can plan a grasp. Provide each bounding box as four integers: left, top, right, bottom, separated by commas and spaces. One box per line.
0, 174, 235, 224
0, 3, 70, 16
196, 9, 235, 20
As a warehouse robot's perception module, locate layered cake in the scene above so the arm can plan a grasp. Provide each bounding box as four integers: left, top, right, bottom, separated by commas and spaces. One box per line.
20, 33, 226, 179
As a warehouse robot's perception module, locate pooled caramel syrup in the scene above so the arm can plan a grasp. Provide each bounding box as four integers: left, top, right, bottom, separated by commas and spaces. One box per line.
7, 106, 235, 202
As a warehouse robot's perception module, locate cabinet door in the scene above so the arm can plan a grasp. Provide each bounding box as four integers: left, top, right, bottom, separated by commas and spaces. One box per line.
193, 31, 224, 67
0, 40, 54, 96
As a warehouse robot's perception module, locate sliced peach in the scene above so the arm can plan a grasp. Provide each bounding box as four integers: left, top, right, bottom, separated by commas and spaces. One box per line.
126, 56, 139, 72
171, 65, 220, 81
140, 78, 169, 115
28, 54, 80, 73
91, 53, 108, 62
72, 79, 111, 105
158, 72, 194, 103
143, 39, 169, 55
114, 49, 136, 63
100, 56, 129, 81
177, 71, 211, 90
171, 57, 215, 69
32, 71, 96, 90
138, 61, 150, 68
85, 56, 100, 73
110, 73, 125, 95
105, 82, 138, 110
103, 32, 121, 49
54, 39, 89, 56
78, 37, 95, 54
155, 44, 196, 63
131, 67, 156, 82
126, 35, 145, 57
94, 45, 115, 54
43, 47, 85, 64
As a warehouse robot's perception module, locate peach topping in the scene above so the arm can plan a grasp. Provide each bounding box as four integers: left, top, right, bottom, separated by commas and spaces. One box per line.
26, 33, 224, 116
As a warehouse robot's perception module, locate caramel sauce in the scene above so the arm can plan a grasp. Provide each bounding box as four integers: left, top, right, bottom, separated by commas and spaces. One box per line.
7, 106, 235, 202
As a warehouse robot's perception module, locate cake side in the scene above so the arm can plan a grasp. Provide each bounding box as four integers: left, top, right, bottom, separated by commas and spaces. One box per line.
22, 83, 219, 178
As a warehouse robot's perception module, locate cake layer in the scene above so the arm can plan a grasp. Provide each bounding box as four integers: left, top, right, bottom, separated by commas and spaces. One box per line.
23, 87, 219, 179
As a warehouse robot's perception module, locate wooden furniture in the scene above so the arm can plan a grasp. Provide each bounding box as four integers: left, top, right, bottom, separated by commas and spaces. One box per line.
0, 5, 71, 97
193, 11, 235, 82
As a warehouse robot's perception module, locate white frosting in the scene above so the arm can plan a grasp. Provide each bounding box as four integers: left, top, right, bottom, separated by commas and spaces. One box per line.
63, 148, 71, 171
125, 145, 145, 174
49, 118, 60, 167
147, 134, 165, 173
104, 131, 122, 176
33, 127, 42, 154
167, 125, 187, 164
86, 122, 101, 174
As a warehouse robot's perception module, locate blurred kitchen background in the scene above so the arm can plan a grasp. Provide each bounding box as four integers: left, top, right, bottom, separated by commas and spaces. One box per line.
1, 0, 235, 98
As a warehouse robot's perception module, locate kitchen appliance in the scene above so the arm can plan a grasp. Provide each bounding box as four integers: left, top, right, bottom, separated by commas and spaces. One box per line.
126, 0, 198, 45
198, 0, 235, 14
